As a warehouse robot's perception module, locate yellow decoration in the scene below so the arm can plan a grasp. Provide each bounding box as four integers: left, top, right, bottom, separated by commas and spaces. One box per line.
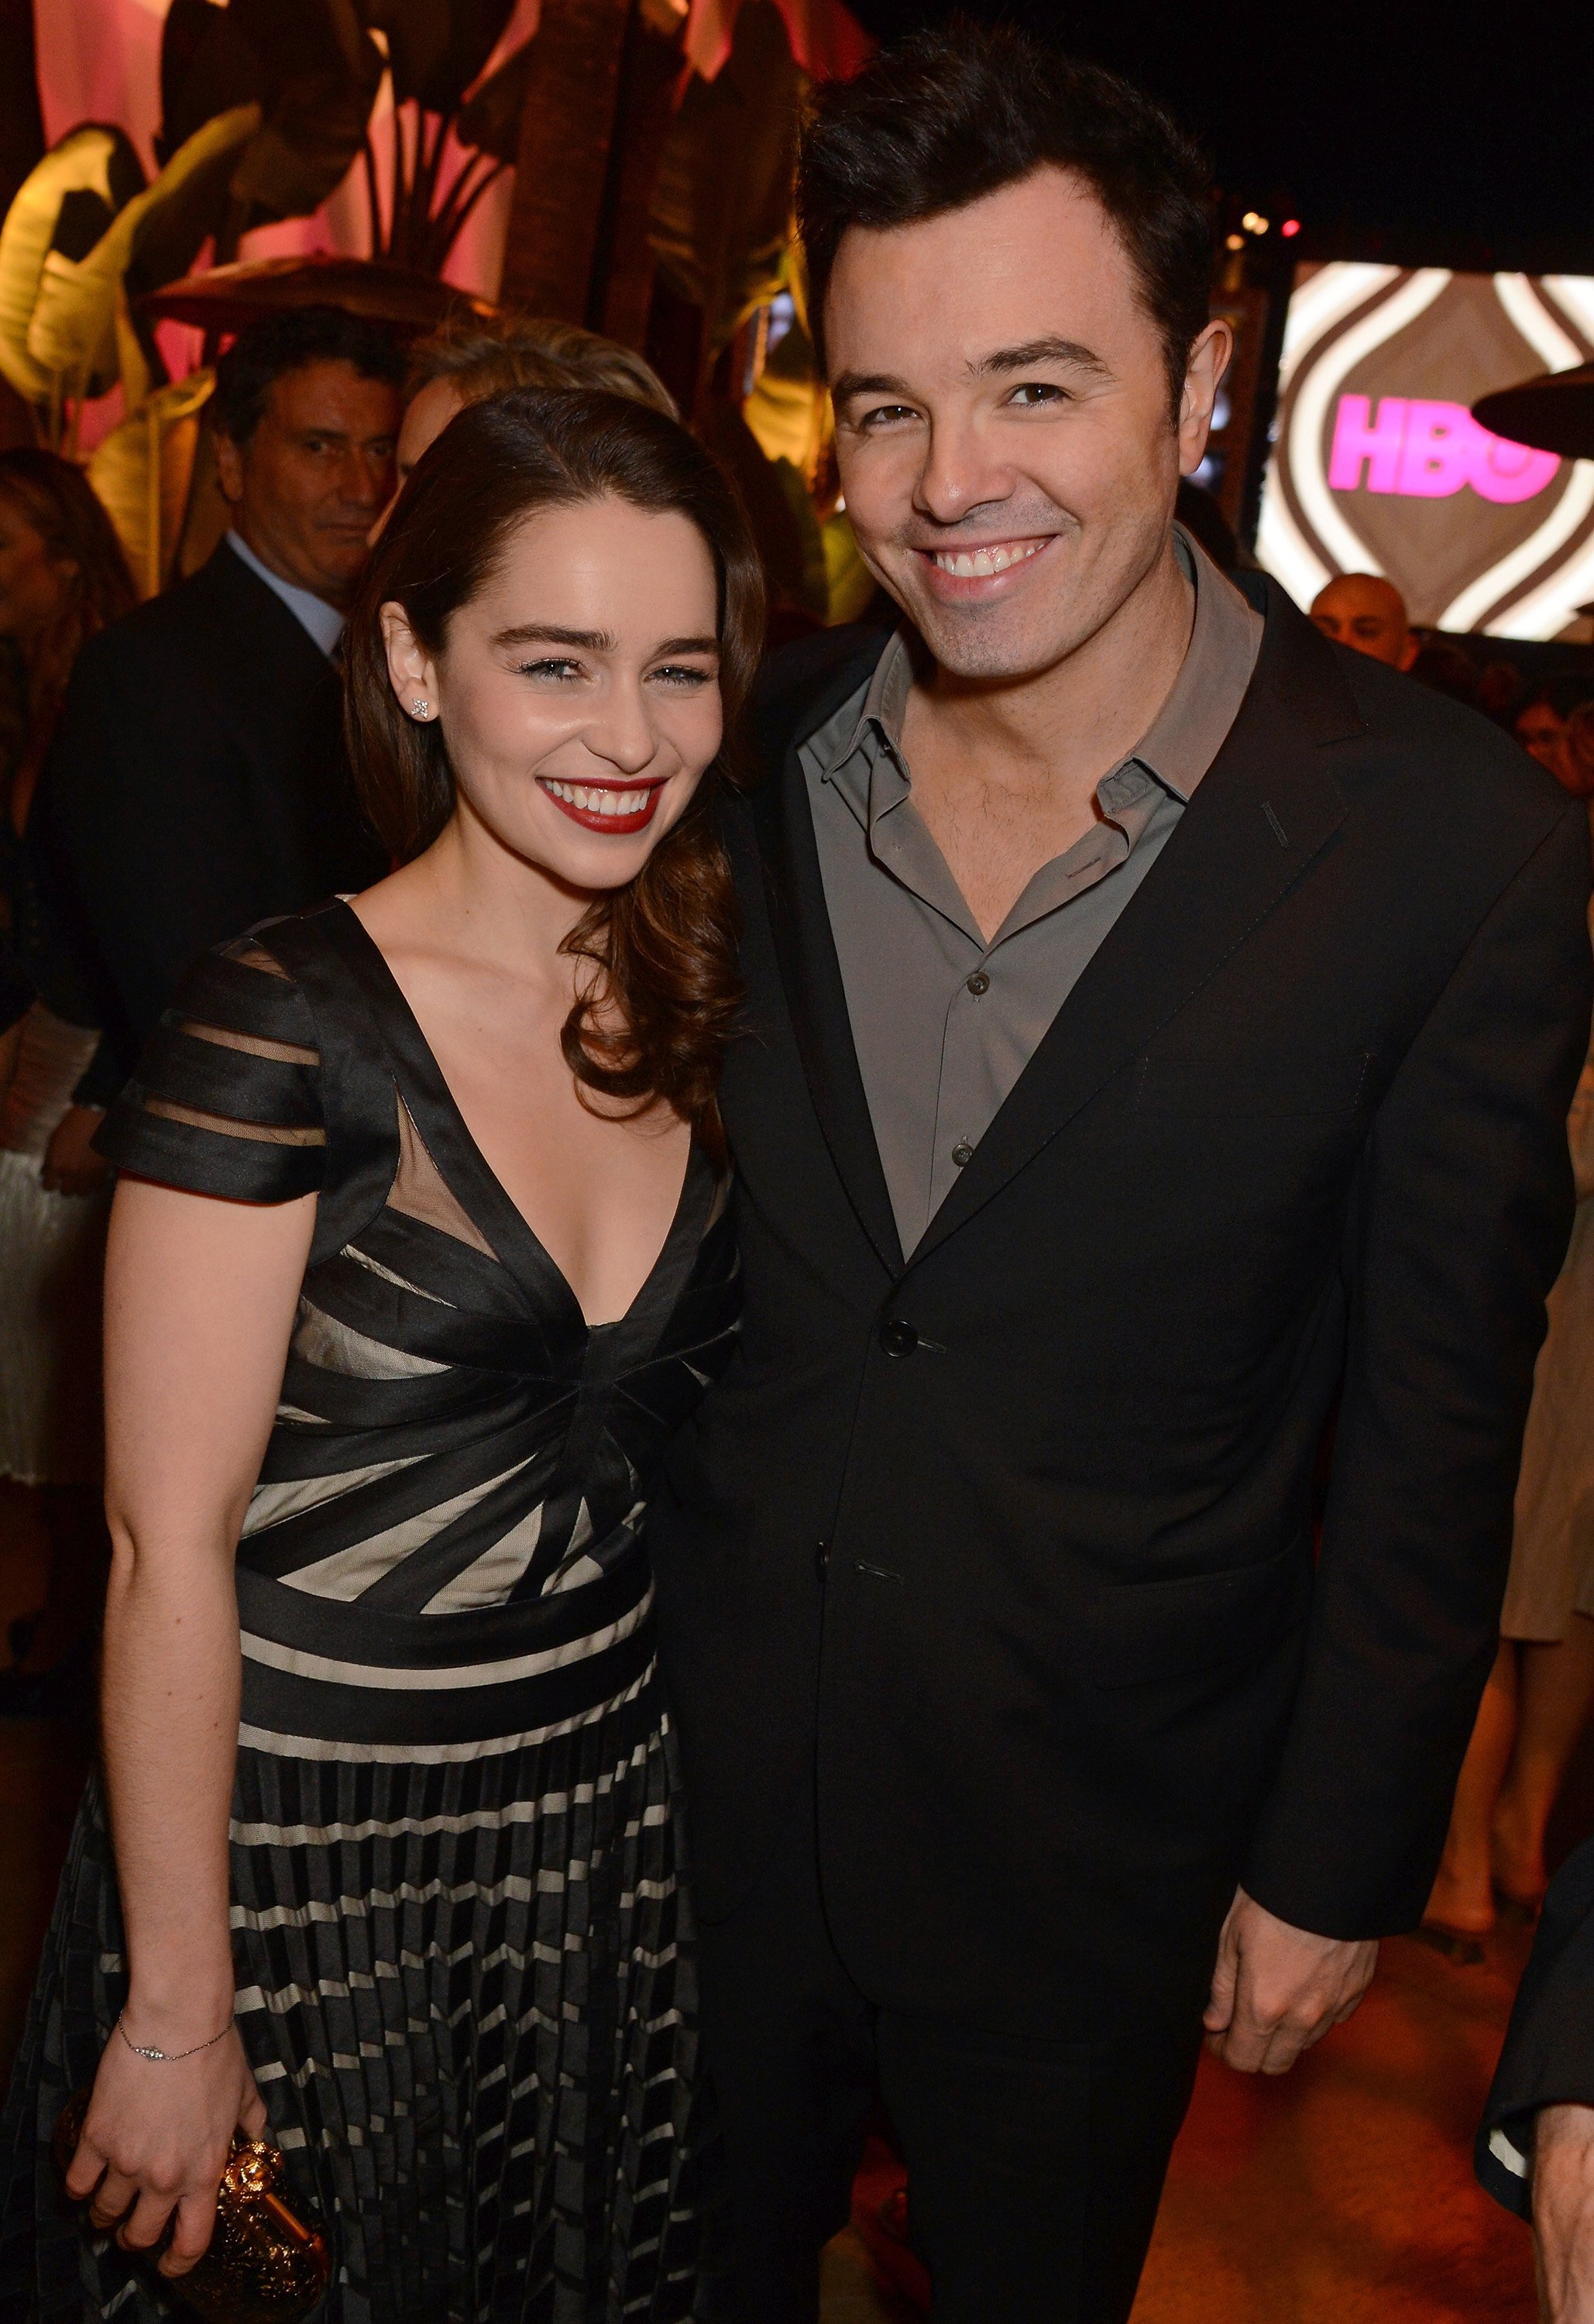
0, 127, 134, 404
821, 509, 877, 627
26, 107, 260, 401
88, 371, 216, 601
742, 243, 830, 485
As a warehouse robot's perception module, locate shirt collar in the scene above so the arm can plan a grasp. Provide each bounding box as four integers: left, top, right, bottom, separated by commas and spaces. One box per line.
1129, 529, 1262, 803
814, 524, 1262, 816
226, 531, 345, 659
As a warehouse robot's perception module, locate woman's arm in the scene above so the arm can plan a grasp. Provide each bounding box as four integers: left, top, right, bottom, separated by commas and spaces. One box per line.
66, 1176, 314, 2278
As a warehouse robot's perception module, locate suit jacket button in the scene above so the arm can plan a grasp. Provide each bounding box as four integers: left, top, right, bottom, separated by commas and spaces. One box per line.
879, 1318, 919, 1357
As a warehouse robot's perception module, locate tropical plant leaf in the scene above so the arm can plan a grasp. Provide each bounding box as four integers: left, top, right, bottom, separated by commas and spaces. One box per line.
158, 0, 266, 160
453, 35, 535, 163
227, 0, 380, 102
113, 287, 156, 413
88, 370, 215, 599
695, 396, 813, 611
226, 76, 376, 226
743, 244, 829, 483
744, 318, 823, 474
821, 508, 875, 625
648, 1, 799, 363
765, 451, 830, 620
0, 125, 146, 402
174, 414, 234, 581
358, 0, 517, 116
26, 108, 259, 398
157, 0, 383, 232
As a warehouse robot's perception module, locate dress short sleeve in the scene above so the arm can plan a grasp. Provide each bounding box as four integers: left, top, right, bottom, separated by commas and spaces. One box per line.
96, 929, 325, 1202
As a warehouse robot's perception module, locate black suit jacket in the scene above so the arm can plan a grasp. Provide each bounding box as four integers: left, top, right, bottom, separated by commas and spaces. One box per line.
1478, 1835, 1594, 2216
34, 541, 384, 1074
648, 579, 1594, 2033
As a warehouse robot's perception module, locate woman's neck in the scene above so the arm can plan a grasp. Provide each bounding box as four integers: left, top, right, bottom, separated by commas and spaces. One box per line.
383, 805, 596, 991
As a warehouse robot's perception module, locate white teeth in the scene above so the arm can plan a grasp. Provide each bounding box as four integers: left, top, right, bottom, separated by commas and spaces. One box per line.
931, 539, 1045, 577
542, 779, 647, 817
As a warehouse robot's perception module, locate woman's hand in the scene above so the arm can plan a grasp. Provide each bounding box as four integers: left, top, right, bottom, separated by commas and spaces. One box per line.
65, 2023, 268, 2277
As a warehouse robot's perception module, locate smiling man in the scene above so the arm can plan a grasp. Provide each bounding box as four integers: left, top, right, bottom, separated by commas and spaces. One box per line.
644, 25, 1594, 2324
35, 306, 398, 1088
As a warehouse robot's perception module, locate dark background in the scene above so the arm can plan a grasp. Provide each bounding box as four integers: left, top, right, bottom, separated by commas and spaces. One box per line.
2, 4, 1589, 270
845, 0, 1594, 270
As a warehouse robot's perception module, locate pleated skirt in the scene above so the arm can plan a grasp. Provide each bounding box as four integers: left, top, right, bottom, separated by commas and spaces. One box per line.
0, 1665, 712, 2323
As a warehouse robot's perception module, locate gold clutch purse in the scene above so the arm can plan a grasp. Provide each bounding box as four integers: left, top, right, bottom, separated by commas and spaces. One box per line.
53, 2090, 331, 2324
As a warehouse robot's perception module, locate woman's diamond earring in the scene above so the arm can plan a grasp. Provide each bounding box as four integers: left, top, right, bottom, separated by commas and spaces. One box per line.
411, 698, 429, 717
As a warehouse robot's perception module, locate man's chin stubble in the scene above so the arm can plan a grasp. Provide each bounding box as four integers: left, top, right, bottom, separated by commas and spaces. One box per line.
907, 597, 1084, 685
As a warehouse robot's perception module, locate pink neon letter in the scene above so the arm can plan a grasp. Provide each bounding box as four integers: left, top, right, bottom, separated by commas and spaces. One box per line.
1468, 425, 1561, 504
1396, 401, 1474, 497
1328, 395, 1406, 493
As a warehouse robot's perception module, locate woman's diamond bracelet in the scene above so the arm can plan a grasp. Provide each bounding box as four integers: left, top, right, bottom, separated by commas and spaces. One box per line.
116, 2013, 233, 2063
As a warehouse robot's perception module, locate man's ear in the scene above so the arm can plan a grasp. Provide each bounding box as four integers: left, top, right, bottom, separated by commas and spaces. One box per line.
1178, 319, 1234, 475
213, 430, 245, 508
1399, 636, 1419, 673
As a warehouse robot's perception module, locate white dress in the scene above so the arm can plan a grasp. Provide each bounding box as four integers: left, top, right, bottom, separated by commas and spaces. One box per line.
0, 1000, 106, 1485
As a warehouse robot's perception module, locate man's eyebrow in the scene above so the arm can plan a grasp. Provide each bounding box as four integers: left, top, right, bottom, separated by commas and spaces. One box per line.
830, 341, 1111, 407
970, 336, 1111, 380
492, 624, 615, 651
830, 370, 916, 406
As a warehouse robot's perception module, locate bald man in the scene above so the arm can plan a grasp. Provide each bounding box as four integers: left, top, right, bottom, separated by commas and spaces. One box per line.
1310, 573, 1417, 670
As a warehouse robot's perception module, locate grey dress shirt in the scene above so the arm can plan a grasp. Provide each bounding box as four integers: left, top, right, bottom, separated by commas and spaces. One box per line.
801, 530, 1263, 1252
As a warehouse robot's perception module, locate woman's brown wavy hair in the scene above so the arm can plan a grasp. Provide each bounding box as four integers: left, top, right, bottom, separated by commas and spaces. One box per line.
344, 385, 764, 1153
0, 448, 136, 827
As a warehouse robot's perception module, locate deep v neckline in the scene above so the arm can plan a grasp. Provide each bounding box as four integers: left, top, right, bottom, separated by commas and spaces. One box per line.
327, 900, 703, 1336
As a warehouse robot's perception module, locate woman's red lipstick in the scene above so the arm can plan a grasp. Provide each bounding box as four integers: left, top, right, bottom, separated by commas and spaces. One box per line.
536, 775, 665, 835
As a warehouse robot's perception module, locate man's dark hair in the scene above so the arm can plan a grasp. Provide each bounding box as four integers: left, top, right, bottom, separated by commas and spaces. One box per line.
797, 21, 1214, 418
211, 304, 404, 447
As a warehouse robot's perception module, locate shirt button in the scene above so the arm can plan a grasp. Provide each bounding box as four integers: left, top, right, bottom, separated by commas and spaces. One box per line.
966, 970, 991, 996
951, 1142, 974, 1167
878, 1318, 919, 1357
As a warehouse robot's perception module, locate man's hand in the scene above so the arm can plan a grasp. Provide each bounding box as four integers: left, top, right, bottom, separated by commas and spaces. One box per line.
40, 1104, 108, 1196
1534, 2106, 1594, 2320
1203, 1886, 1379, 2075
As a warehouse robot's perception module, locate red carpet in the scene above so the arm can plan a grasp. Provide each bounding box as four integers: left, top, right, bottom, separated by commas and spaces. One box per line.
845, 1928, 1540, 2322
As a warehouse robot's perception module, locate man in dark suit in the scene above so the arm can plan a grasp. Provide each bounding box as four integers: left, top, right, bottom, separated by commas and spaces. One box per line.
645, 27, 1594, 2323
1479, 1841, 1594, 2319
36, 305, 398, 1078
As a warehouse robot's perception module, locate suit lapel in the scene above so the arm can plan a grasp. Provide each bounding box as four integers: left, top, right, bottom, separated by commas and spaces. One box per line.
909, 586, 1363, 1269
187, 542, 338, 788
184, 543, 375, 889
187, 541, 339, 728
749, 643, 905, 1277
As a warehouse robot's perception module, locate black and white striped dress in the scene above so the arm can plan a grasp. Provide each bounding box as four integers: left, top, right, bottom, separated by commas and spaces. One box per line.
0, 899, 740, 2323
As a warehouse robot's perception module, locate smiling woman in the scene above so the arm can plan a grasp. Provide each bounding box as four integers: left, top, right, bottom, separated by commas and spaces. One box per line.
0, 387, 764, 2323
345, 384, 764, 1149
